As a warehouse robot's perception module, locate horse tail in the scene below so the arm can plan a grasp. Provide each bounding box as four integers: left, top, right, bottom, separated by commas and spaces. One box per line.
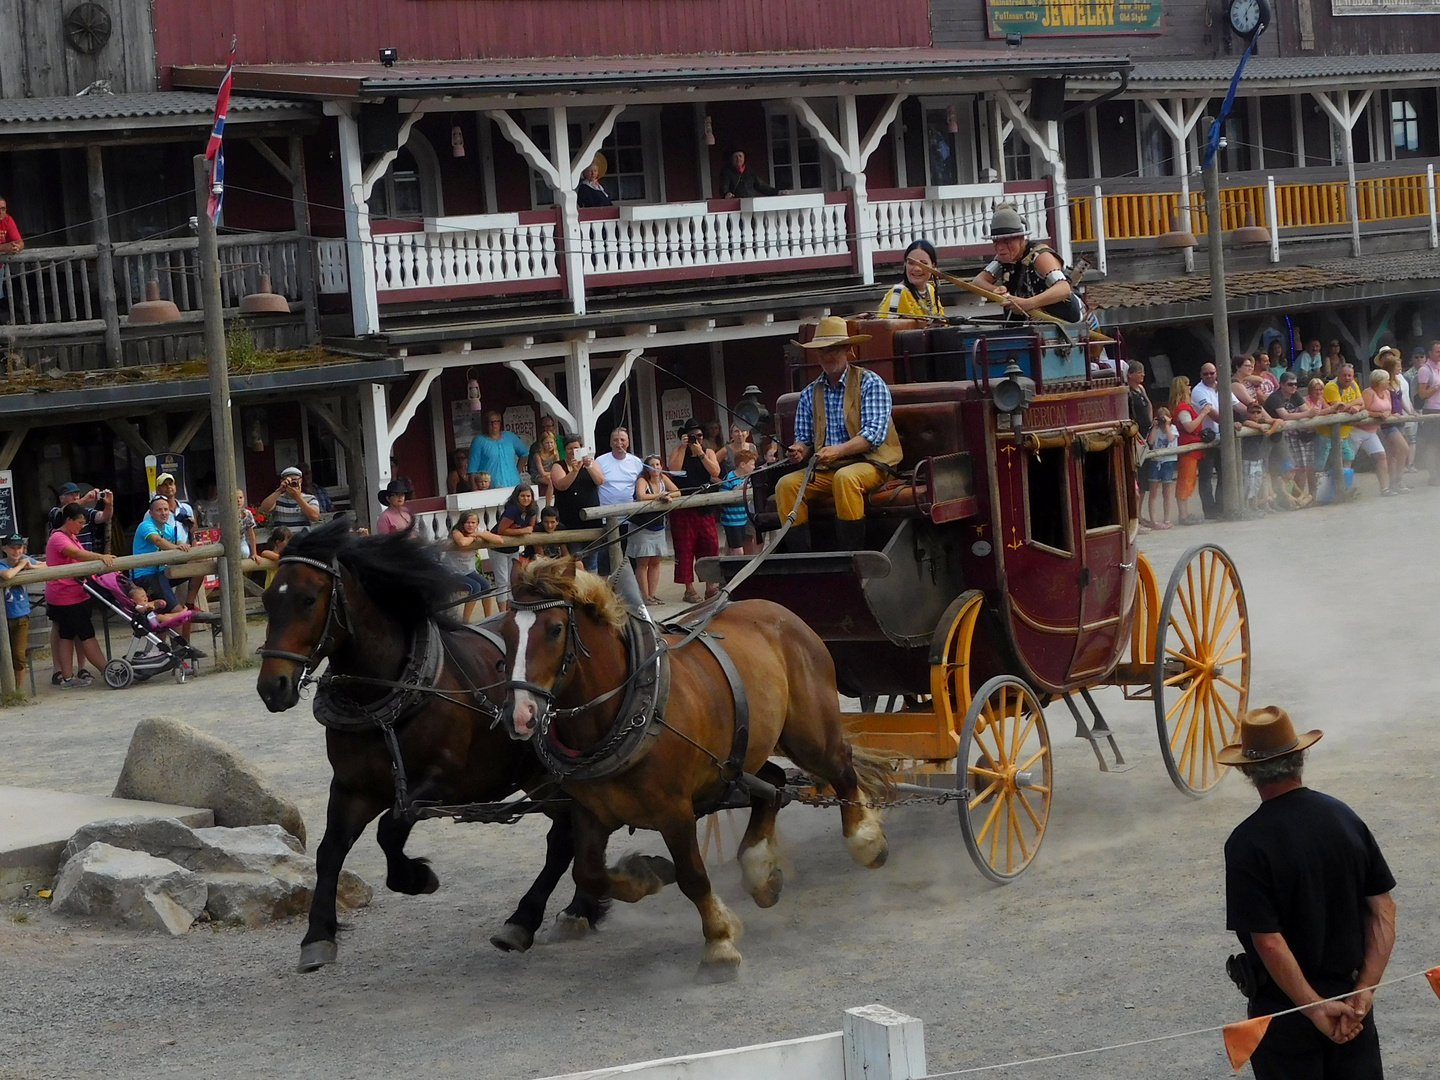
849, 746, 898, 806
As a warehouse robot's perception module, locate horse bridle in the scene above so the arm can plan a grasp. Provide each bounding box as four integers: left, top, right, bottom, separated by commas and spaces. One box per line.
503, 597, 589, 729
256, 554, 350, 681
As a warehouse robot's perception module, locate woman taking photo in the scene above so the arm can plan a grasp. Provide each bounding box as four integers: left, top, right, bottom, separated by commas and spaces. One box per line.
446, 511, 502, 621
880, 238, 944, 318
492, 484, 538, 608
628, 455, 680, 605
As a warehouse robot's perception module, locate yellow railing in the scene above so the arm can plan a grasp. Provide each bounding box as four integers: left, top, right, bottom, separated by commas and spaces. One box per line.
1070, 171, 1436, 242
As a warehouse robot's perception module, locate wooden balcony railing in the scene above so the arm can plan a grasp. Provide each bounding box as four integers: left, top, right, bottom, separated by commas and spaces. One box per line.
0, 231, 308, 333
1069, 162, 1440, 245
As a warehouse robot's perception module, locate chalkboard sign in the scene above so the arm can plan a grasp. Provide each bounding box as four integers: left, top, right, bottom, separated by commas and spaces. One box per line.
0, 470, 15, 539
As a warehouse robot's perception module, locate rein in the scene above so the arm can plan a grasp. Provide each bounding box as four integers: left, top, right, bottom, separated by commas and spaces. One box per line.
257, 555, 349, 676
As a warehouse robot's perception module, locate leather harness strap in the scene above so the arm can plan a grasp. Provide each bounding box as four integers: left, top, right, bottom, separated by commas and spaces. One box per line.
690, 630, 753, 817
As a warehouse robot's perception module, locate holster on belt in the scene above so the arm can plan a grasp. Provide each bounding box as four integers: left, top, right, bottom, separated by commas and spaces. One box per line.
1226, 953, 1270, 1000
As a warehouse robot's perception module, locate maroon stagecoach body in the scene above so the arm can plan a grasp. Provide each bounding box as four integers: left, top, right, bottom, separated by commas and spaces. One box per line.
698, 319, 1251, 883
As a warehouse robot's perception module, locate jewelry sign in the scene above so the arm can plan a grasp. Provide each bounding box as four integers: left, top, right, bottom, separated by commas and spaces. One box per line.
987, 0, 1163, 35
1332, 0, 1440, 12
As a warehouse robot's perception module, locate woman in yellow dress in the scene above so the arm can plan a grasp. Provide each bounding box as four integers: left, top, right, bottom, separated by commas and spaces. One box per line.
879, 238, 944, 318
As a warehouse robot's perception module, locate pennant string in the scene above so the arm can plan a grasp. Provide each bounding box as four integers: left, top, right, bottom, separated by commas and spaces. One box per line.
924, 968, 1434, 1078
1203, 31, 1260, 170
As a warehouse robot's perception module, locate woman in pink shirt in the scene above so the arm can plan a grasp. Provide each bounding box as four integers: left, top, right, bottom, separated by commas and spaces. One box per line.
45, 503, 115, 688
375, 479, 414, 534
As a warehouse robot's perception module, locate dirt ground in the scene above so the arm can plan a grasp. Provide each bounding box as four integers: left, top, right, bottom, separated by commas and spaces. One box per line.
2, 491, 1437, 1080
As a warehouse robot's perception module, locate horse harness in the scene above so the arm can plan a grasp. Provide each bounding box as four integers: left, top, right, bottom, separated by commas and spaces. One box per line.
260, 553, 525, 821
506, 595, 770, 816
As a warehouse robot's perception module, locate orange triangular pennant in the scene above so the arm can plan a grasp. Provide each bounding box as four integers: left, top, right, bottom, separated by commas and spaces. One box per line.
1222, 1014, 1272, 1072
1427, 966, 1440, 1000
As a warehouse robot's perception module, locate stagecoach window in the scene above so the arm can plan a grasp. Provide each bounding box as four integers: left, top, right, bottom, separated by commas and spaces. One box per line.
1026, 447, 1070, 553
1083, 448, 1120, 531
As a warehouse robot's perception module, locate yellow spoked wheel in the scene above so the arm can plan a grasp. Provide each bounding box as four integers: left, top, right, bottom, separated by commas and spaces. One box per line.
958, 676, 1052, 884
1129, 551, 1159, 668
930, 591, 985, 736
1152, 544, 1250, 798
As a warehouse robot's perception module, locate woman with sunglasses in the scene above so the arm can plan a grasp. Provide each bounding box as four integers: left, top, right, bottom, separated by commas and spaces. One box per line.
629, 456, 680, 605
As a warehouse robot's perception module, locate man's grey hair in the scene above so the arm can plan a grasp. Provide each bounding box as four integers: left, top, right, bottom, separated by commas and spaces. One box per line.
1237, 749, 1305, 788
609, 426, 629, 438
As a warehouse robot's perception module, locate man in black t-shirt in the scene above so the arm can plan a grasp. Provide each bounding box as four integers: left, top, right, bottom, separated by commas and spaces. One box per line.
45, 481, 112, 552
1221, 707, 1396, 1079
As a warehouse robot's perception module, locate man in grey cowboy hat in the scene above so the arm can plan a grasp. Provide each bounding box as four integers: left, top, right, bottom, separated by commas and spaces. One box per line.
777, 315, 901, 552
1221, 706, 1396, 1078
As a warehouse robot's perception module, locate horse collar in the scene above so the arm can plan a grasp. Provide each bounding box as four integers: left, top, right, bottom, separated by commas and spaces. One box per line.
313, 619, 444, 732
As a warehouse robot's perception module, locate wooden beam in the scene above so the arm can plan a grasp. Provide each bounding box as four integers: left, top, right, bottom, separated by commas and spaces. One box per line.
87, 145, 121, 368
169, 411, 210, 453
0, 426, 30, 470
247, 138, 294, 185
289, 135, 320, 343
105, 417, 153, 458
386, 368, 440, 443
568, 104, 625, 187
506, 360, 577, 432
307, 399, 357, 453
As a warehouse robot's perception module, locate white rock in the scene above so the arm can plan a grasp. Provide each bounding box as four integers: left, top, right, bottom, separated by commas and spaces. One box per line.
184, 824, 309, 876
51, 843, 207, 935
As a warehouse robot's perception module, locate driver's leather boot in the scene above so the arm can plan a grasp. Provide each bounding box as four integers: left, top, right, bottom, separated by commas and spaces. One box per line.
782, 523, 812, 553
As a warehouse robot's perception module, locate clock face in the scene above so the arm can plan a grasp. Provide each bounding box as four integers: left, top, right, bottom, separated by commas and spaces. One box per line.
1229, 0, 1263, 34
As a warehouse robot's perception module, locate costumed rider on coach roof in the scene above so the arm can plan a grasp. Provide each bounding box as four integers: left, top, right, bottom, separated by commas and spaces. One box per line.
776, 316, 901, 554
972, 204, 1084, 323
880, 238, 945, 318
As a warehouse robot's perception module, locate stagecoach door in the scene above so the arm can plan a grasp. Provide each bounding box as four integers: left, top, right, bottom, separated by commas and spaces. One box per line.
1070, 439, 1136, 681
996, 440, 1083, 691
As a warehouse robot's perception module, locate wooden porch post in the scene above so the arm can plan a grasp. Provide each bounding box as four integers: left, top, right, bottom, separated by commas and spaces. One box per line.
334, 108, 381, 336
288, 136, 320, 343
86, 145, 122, 367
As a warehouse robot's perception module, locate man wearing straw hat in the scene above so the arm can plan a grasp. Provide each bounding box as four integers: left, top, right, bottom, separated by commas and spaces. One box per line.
1221, 706, 1396, 1077
777, 316, 900, 552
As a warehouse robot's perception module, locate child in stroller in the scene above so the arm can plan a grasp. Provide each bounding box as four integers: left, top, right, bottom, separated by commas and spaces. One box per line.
82, 571, 207, 687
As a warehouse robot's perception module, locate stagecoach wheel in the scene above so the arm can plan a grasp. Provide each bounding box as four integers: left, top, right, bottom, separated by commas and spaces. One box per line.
103, 658, 133, 690
930, 592, 985, 735
1153, 544, 1250, 798
957, 675, 1052, 885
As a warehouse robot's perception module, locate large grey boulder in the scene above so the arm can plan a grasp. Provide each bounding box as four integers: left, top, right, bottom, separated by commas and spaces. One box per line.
187, 824, 309, 875
202, 871, 311, 928
112, 717, 306, 846
51, 843, 207, 935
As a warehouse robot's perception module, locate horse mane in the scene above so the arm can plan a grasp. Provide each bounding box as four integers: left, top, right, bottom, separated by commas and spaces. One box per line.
282, 517, 465, 630
514, 557, 628, 630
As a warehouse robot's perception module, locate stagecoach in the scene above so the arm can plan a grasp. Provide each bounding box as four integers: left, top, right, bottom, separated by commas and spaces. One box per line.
698, 314, 1252, 883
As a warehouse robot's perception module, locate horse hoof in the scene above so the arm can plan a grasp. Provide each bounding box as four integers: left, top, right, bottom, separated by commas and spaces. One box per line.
846, 819, 889, 870
297, 940, 338, 973
614, 853, 677, 893
387, 862, 440, 896
695, 956, 742, 984
751, 867, 783, 909
551, 912, 595, 941
866, 844, 889, 870
489, 923, 534, 953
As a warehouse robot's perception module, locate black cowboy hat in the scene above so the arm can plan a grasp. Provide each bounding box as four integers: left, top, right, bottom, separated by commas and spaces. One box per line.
376, 477, 414, 505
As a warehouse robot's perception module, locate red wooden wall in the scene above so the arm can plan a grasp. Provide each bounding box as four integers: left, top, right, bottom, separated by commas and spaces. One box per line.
153, 0, 930, 68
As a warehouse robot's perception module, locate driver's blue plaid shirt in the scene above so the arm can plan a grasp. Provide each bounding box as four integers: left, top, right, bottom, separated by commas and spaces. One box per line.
793, 366, 892, 450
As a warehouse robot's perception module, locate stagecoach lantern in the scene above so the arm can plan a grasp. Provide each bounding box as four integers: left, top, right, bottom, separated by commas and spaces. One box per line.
466, 367, 483, 412
734, 385, 772, 438
990, 360, 1034, 431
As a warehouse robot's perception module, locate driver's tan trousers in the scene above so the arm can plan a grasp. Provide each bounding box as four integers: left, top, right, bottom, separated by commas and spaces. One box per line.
775, 461, 884, 524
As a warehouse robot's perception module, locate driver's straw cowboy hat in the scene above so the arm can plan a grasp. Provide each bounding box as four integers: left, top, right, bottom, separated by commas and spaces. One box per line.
988, 203, 1029, 240
795, 315, 871, 350
1216, 706, 1323, 766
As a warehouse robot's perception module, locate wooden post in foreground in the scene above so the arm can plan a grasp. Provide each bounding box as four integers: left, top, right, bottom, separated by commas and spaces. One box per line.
194, 154, 248, 661
843, 1004, 927, 1080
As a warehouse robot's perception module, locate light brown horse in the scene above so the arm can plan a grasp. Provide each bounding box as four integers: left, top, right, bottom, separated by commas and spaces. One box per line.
498, 558, 890, 979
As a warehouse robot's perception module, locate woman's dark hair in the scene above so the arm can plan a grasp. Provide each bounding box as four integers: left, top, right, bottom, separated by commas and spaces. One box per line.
265, 525, 293, 551
62, 503, 87, 523
504, 483, 537, 520
902, 238, 939, 299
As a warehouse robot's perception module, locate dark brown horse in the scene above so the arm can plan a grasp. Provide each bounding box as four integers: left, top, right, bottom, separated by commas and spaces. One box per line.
255, 520, 605, 972
498, 558, 890, 979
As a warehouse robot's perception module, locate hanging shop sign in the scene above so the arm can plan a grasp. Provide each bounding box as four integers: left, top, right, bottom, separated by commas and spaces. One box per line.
987, 0, 1163, 36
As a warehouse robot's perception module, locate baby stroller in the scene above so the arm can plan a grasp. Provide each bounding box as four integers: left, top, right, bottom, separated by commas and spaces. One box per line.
82, 572, 206, 688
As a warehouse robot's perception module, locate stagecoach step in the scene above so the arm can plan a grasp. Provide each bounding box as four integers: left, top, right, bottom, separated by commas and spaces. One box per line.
1061, 689, 1134, 774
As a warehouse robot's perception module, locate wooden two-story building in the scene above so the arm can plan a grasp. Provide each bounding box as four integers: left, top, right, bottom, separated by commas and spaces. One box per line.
6, 0, 1440, 538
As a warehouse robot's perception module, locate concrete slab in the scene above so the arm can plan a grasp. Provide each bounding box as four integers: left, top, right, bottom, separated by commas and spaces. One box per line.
0, 785, 213, 898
